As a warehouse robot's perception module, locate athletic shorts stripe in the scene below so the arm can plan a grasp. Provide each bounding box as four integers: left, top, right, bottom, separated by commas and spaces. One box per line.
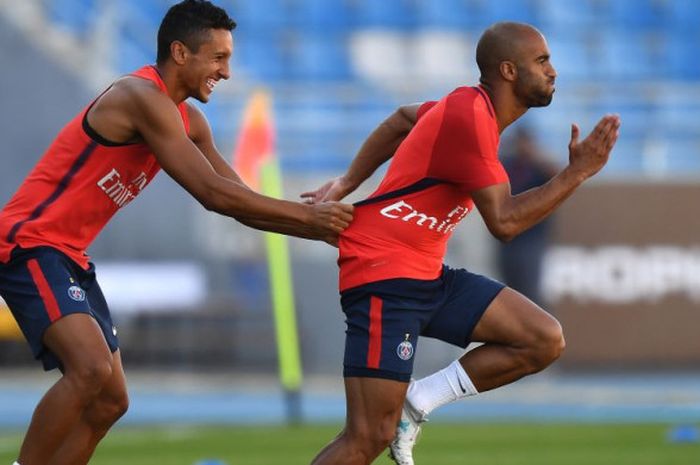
367, 296, 383, 369
26, 258, 62, 322
0, 247, 119, 370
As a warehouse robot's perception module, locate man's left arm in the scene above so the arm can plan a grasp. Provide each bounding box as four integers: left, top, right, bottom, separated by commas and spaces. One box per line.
301, 102, 427, 203
473, 115, 620, 242
187, 103, 346, 244
187, 103, 249, 186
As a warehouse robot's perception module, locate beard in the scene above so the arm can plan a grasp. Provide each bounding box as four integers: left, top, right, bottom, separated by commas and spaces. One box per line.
525, 88, 554, 107
515, 69, 555, 108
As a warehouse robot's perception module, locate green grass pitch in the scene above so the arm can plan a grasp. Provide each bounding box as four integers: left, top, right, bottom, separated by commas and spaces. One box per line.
1, 423, 698, 464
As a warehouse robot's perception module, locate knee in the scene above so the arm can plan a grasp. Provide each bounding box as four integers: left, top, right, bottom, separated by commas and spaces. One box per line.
97, 393, 129, 426
345, 416, 398, 460
371, 417, 400, 453
525, 320, 565, 372
66, 357, 114, 397
104, 391, 129, 422
86, 391, 129, 431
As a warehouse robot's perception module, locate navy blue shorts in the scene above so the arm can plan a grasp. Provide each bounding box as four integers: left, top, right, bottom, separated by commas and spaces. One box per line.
341, 265, 505, 382
0, 247, 118, 371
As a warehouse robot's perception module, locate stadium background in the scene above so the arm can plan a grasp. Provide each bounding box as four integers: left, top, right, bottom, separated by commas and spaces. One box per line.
0, 0, 699, 463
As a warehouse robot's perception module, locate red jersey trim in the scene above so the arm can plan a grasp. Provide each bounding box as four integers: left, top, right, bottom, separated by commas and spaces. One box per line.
354, 177, 444, 207
472, 85, 496, 118
79, 85, 140, 147
6, 141, 98, 244
81, 101, 138, 147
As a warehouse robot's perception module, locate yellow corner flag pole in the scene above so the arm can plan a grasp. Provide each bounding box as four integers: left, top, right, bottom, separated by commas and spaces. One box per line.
261, 160, 303, 422
232, 90, 303, 423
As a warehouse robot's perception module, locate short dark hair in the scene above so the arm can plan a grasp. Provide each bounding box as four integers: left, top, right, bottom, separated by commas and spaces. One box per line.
157, 0, 236, 64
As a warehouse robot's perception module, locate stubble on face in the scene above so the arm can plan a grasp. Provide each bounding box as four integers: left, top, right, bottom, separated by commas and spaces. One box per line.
514, 65, 554, 108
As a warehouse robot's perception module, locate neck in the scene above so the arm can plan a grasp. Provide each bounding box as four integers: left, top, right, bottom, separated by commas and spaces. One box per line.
155, 62, 187, 104
479, 81, 528, 134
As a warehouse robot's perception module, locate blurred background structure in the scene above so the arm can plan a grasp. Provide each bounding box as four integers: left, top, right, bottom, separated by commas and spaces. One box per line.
1, 0, 699, 430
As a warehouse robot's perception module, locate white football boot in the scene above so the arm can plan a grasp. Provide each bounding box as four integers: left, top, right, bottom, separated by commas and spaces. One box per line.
389, 399, 427, 465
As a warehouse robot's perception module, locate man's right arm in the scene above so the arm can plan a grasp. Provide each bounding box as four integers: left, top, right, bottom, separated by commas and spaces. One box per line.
301, 102, 425, 203
125, 84, 353, 242
473, 115, 620, 242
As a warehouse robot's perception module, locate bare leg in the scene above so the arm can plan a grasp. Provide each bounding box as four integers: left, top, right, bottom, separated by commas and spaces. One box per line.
462, 287, 565, 392
48, 351, 129, 465
391, 288, 565, 465
311, 377, 407, 465
17, 314, 115, 465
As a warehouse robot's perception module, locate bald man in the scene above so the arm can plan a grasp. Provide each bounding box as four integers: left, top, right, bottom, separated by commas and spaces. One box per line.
303, 22, 620, 465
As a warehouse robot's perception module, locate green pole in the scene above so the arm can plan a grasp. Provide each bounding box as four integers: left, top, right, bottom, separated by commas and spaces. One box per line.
260, 158, 303, 423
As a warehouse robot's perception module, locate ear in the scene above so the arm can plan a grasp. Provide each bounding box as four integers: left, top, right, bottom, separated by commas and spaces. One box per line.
499, 60, 517, 82
170, 41, 188, 65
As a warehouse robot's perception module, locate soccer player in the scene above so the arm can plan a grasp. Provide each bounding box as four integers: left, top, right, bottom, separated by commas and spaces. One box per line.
303, 22, 619, 465
0, 1, 353, 464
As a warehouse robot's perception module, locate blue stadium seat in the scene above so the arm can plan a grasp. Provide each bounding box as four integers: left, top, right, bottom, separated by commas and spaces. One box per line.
288, 33, 352, 81
545, 34, 593, 83
122, 0, 168, 28
612, 104, 653, 139
114, 2, 158, 73
664, 32, 700, 80
353, 0, 417, 29
198, 100, 238, 139
117, 35, 154, 75
232, 31, 288, 81
602, 139, 646, 174
288, 0, 354, 31
473, 0, 538, 28
227, 0, 290, 28
664, 0, 700, 32
45, 0, 97, 37
539, 0, 599, 27
414, 0, 474, 30
595, 30, 658, 81
604, 0, 663, 29
656, 102, 699, 138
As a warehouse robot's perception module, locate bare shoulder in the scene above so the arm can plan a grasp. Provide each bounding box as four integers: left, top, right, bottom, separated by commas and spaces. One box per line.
89, 76, 175, 123
184, 101, 213, 143
185, 101, 208, 126
112, 76, 175, 113
86, 76, 178, 144
93, 76, 190, 147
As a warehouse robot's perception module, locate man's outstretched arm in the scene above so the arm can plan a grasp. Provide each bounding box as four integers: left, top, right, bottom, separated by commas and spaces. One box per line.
185, 102, 352, 244
128, 85, 353, 243
473, 114, 620, 242
301, 103, 424, 203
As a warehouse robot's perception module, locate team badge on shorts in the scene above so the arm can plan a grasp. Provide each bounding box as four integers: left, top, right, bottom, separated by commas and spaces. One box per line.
67, 285, 86, 302
396, 333, 414, 361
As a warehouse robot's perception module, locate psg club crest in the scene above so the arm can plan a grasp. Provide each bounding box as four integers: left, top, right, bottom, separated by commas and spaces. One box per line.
396, 334, 414, 361
67, 285, 86, 302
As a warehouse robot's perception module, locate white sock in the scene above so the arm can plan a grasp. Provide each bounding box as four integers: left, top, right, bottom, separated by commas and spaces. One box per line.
406, 360, 478, 416
13, 461, 22, 465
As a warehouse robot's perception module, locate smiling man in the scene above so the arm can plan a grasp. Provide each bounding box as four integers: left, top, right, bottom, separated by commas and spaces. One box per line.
0, 1, 353, 464
303, 22, 619, 465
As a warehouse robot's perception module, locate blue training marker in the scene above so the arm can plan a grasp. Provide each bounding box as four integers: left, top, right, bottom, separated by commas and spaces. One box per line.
667, 425, 700, 443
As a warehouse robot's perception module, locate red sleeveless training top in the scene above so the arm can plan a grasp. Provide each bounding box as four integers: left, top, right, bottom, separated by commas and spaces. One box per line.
0, 65, 190, 269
